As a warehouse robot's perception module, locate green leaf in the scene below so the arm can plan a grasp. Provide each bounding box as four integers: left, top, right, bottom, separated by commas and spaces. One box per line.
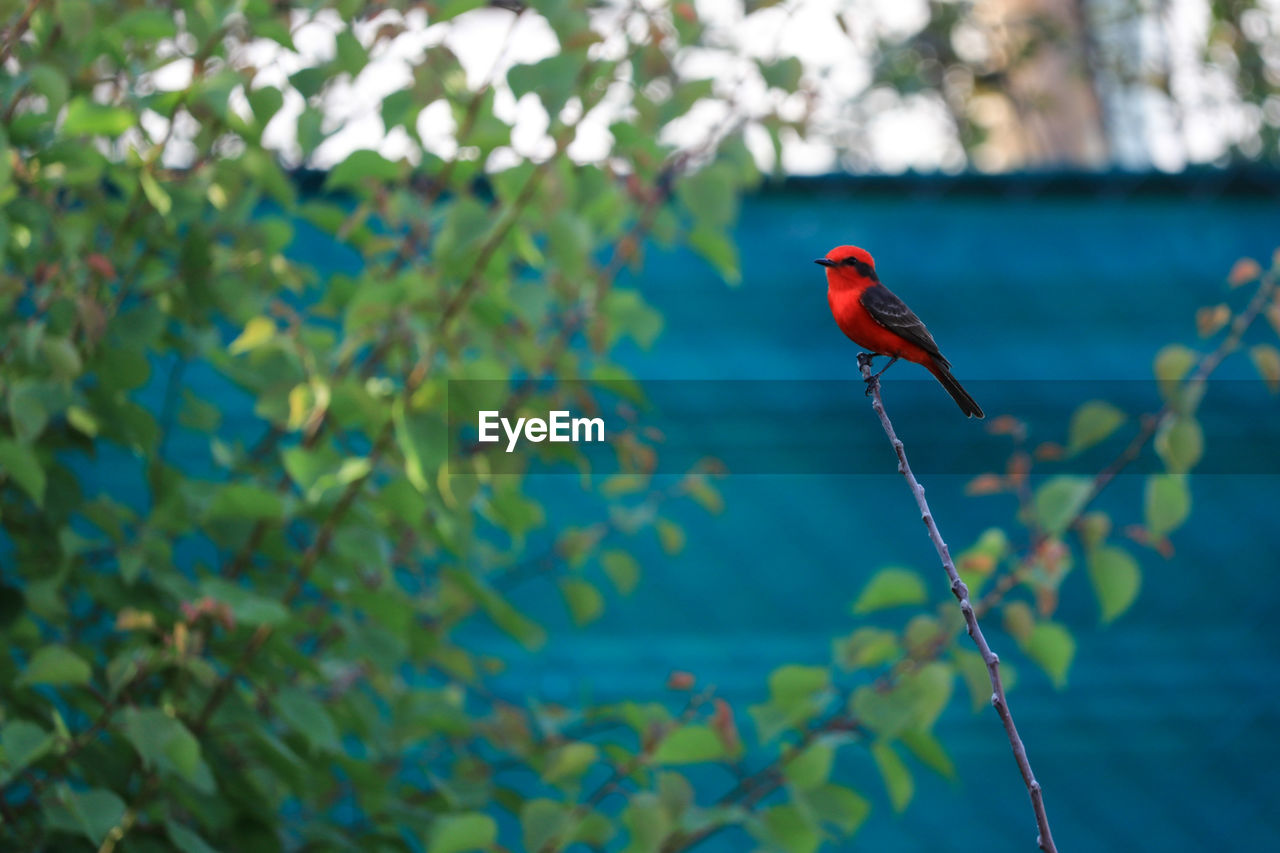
755, 803, 821, 853
198, 578, 289, 626
601, 550, 640, 595
870, 740, 913, 812
1087, 545, 1141, 623
656, 519, 684, 555
769, 665, 830, 705
544, 741, 599, 783
687, 224, 740, 284
1154, 344, 1197, 400
1144, 473, 1190, 539
277, 687, 342, 754
1067, 400, 1125, 454
899, 729, 955, 779
62, 98, 136, 136
326, 150, 402, 190
521, 799, 571, 853
1032, 476, 1093, 536
833, 627, 901, 670
1022, 622, 1075, 688
7, 380, 49, 444
1155, 415, 1203, 474
622, 793, 670, 853
0, 720, 54, 783
952, 647, 993, 712
19, 645, 91, 687
507, 53, 582, 115
206, 483, 285, 521
121, 708, 212, 791
852, 567, 927, 613
1251, 343, 1280, 393
800, 783, 870, 835
43, 786, 125, 845
603, 289, 664, 349
445, 568, 547, 650
434, 0, 486, 21
652, 725, 725, 765
428, 812, 497, 853
851, 662, 952, 737
784, 742, 834, 790
166, 820, 220, 853
228, 316, 277, 355
0, 438, 46, 505
559, 578, 604, 626
759, 56, 804, 91
140, 171, 172, 215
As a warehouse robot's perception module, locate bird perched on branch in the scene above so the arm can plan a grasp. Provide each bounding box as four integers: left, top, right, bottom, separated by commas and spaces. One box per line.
816, 245, 984, 418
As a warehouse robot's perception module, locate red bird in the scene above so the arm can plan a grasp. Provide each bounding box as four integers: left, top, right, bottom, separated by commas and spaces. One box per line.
817, 245, 984, 418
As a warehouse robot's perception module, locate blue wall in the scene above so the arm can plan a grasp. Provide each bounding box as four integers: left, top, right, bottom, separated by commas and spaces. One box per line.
480, 174, 1280, 851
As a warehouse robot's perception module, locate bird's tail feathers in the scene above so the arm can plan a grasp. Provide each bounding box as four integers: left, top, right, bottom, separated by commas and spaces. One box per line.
927, 361, 984, 419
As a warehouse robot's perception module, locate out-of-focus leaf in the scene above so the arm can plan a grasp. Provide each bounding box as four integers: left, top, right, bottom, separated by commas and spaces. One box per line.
754, 803, 821, 853
784, 742, 834, 790
19, 646, 91, 687
1032, 476, 1093, 536
1154, 344, 1197, 400
0, 720, 54, 784
166, 820, 219, 853
900, 729, 955, 779
427, 812, 497, 853
559, 578, 604, 626
276, 687, 342, 754
1144, 473, 1190, 539
43, 786, 125, 846
1250, 343, 1280, 392
121, 708, 213, 791
1155, 414, 1203, 474
0, 439, 46, 505
1087, 545, 1141, 623
852, 567, 927, 613
62, 98, 136, 136
601, 550, 641, 595
1021, 622, 1075, 688
326, 150, 402, 190
833, 627, 901, 670
1067, 400, 1125, 454
521, 799, 571, 853
621, 792, 670, 852
870, 740, 913, 812
652, 725, 725, 765
544, 742, 599, 784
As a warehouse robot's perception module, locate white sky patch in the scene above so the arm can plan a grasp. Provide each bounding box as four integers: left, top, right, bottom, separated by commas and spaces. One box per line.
133, 0, 1280, 174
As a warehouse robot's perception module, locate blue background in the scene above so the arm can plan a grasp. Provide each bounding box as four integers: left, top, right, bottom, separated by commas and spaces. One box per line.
476, 173, 1280, 851
142, 171, 1280, 851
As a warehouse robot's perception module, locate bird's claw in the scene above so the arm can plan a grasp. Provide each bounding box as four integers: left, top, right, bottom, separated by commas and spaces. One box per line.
857, 352, 878, 396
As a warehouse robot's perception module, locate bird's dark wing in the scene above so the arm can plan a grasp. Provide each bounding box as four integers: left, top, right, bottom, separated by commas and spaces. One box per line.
859, 284, 947, 366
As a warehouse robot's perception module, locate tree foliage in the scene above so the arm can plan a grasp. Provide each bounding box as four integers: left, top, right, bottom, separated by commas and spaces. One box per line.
1, 1, 1279, 851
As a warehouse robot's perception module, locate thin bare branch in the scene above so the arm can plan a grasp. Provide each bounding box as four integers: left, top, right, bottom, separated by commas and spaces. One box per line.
857, 352, 1057, 853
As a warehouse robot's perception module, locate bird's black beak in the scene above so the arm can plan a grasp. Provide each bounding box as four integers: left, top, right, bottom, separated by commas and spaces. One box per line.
814, 258, 834, 267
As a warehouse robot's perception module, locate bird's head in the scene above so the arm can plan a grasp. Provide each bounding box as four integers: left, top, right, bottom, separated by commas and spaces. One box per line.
814, 245, 878, 281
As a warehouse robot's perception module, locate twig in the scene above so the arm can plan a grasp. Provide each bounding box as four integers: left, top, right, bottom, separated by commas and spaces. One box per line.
975, 268, 1277, 618
857, 353, 1057, 853
0, 0, 42, 64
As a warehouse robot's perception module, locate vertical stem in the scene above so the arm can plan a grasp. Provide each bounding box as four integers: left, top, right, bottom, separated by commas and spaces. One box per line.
857, 354, 1058, 853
